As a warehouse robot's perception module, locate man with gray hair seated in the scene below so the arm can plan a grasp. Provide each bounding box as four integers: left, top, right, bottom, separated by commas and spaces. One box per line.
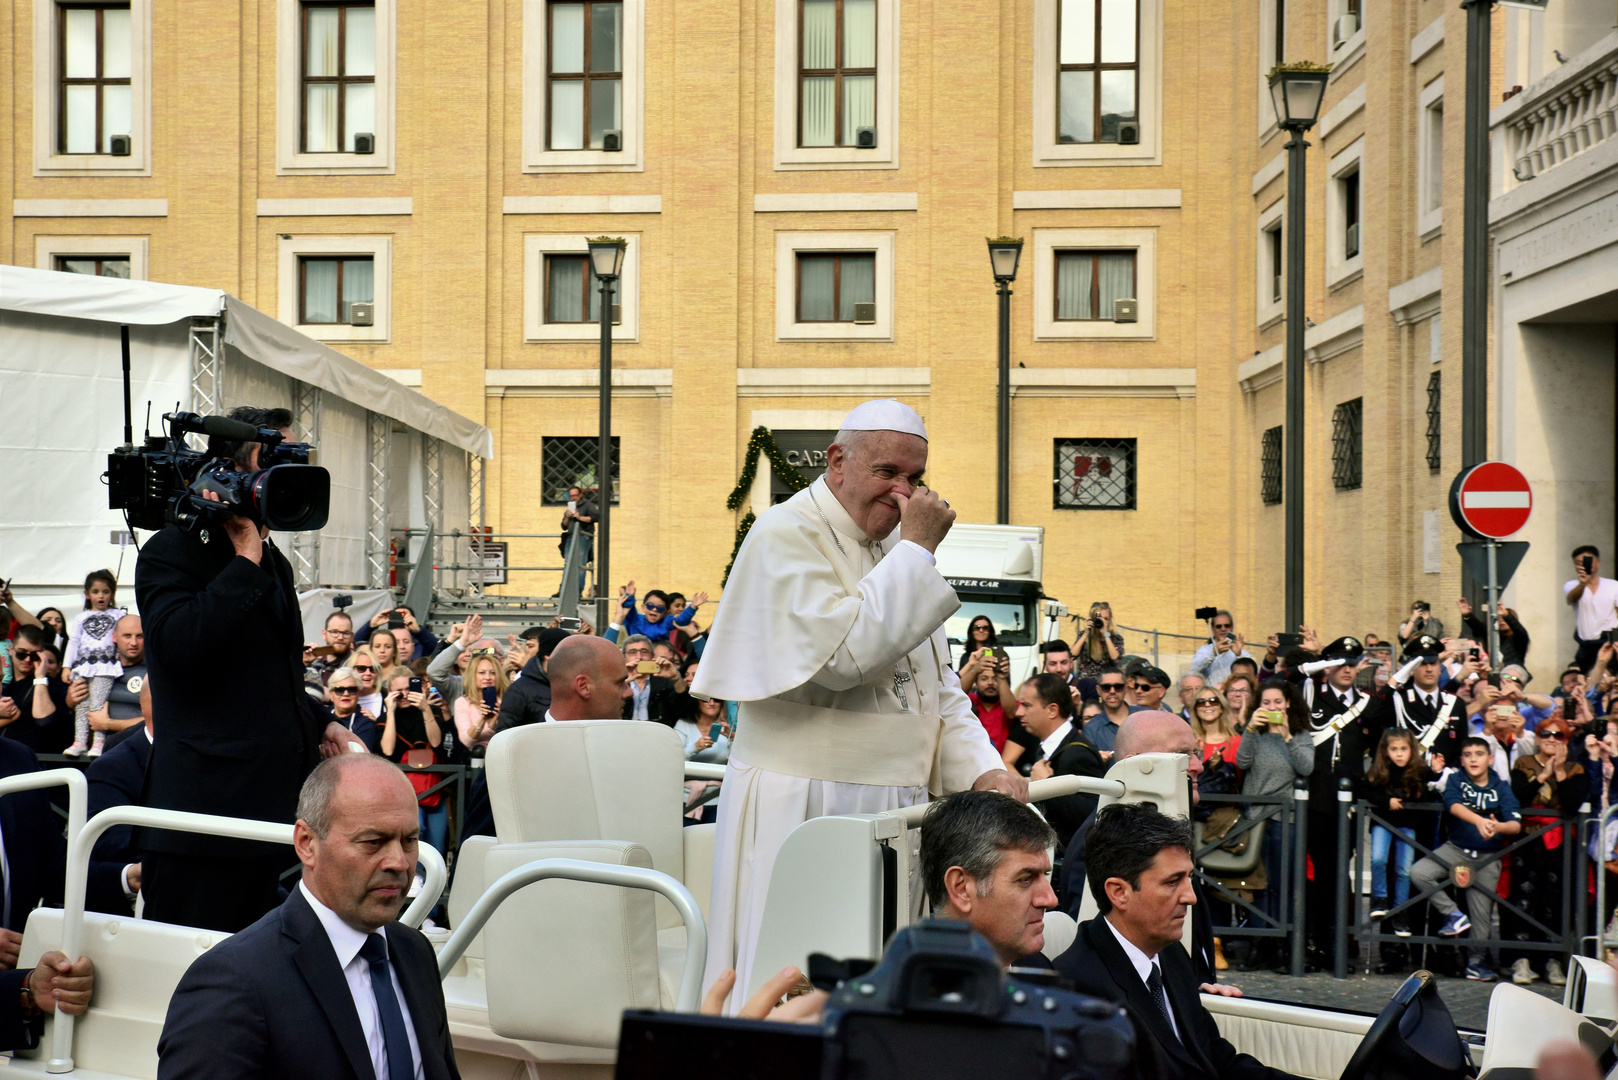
919, 789, 1059, 968
158, 754, 461, 1080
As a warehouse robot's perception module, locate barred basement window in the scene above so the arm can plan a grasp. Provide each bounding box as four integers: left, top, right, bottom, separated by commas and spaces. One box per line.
1261, 425, 1282, 505
1331, 398, 1362, 490
542, 435, 619, 506
1054, 438, 1136, 510
1425, 371, 1441, 472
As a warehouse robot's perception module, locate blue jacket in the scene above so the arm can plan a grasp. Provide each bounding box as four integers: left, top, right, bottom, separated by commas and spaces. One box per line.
618, 596, 696, 642
1442, 770, 1522, 851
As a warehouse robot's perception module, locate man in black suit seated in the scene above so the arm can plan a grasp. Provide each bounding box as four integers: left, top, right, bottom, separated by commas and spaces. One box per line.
1015, 673, 1106, 849
86, 679, 153, 915
158, 753, 460, 1080
919, 789, 1059, 968
1054, 804, 1300, 1080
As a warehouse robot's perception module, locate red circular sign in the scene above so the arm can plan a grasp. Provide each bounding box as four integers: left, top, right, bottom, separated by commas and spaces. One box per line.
1449, 461, 1533, 539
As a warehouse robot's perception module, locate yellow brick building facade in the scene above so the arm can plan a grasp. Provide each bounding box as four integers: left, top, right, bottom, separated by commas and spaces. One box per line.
9, 0, 1595, 654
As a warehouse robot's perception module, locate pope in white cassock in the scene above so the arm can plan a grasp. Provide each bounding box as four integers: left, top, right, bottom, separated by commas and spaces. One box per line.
691, 399, 1028, 1010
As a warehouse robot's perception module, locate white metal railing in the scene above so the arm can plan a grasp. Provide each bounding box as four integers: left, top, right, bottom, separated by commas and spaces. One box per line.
1496, 30, 1618, 191
51, 806, 446, 1074
435, 858, 707, 1012
889, 774, 1125, 826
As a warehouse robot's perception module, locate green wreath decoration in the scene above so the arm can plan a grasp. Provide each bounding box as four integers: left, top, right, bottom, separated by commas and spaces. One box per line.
722, 427, 811, 585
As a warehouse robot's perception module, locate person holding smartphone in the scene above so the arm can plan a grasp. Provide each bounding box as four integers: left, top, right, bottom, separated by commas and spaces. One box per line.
455, 653, 507, 753
1072, 603, 1125, 680
1565, 545, 1618, 671
1235, 680, 1314, 966
1398, 601, 1446, 647
380, 671, 447, 859
322, 668, 379, 754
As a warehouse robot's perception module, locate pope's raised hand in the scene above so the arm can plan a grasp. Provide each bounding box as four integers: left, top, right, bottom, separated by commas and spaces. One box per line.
895, 488, 955, 553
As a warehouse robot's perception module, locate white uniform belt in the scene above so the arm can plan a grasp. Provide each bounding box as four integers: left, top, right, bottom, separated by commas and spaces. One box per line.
732, 695, 941, 788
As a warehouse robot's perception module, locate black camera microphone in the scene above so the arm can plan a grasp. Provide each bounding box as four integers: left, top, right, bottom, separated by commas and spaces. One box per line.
165, 413, 261, 441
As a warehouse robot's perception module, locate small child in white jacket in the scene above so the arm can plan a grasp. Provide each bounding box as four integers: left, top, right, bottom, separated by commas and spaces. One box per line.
62, 570, 125, 757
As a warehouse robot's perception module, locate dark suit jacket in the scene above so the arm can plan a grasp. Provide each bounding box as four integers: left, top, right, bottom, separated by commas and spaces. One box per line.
494, 656, 552, 732
1040, 727, 1107, 849
623, 676, 679, 726
135, 526, 327, 857
1296, 679, 1369, 814
1054, 917, 1299, 1080
1057, 813, 1216, 986
1363, 684, 1467, 763
0, 739, 66, 933
86, 729, 150, 915
158, 887, 460, 1080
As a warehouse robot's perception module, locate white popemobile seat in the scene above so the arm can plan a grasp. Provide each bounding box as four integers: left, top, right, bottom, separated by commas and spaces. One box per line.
442, 720, 715, 1064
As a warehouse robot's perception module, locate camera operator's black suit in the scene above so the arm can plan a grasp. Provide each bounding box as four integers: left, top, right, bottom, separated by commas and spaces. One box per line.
136, 525, 328, 933
1054, 917, 1300, 1080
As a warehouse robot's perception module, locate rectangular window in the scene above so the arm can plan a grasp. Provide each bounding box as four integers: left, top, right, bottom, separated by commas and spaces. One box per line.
798, 0, 876, 148
795, 251, 876, 322
1341, 167, 1360, 258
1423, 101, 1443, 212
1261, 426, 1283, 505
1331, 398, 1363, 490
543, 254, 620, 322
57, 2, 132, 154
1425, 372, 1441, 472
56, 254, 129, 277
1057, 0, 1138, 144
1265, 227, 1282, 303
542, 435, 619, 505
1055, 437, 1136, 510
1054, 250, 1135, 320
298, 255, 374, 324
300, 2, 375, 153
548, 0, 622, 150
1273, 0, 1285, 63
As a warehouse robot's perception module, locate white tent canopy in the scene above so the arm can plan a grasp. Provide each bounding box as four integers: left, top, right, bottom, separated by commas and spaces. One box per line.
0, 265, 487, 610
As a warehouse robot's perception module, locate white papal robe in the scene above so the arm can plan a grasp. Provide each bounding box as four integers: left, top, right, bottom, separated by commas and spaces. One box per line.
691, 477, 1003, 1007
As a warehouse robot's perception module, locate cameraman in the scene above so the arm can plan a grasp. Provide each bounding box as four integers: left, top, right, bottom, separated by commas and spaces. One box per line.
1398, 600, 1446, 648
135, 405, 356, 933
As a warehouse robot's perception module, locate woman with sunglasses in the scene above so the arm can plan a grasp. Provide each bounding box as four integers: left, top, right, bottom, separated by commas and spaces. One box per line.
324, 667, 379, 753
1190, 688, 1242, 791
956, 616, 999, 671
427, 614, 502, 707
1501, 717, 1584, 986
349, 650, 383, 716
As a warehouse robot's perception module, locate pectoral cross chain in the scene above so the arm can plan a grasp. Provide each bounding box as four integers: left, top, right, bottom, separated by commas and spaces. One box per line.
893, 668, 912, 712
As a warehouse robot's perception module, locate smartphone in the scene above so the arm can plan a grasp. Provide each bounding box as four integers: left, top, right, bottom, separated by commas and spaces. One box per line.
1194, 606, 1219, 622
1585, 555, 1596, 574
557, 616, 582, 632
637, 660, 660, 675
387, 616, 405, 630
1491, 705, 1516, 720
482, 686, 498, 711
309, 644, 336, 657
708, 722, 723, 742
1276, 632, 1303, 650
1564, 696, 1578, 720
980, 648, 994, 659
1606, 628, 1618, 645
1486, 673, 1502, 690
1469, 647, 1480, 662
567, 499, 577, 514
408, 676, 423, 695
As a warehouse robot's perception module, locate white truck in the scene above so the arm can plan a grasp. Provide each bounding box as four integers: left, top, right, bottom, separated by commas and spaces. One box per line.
933, 522, 1050, 684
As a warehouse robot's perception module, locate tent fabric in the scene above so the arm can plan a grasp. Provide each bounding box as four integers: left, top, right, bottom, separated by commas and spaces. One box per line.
0, 265, 490, 458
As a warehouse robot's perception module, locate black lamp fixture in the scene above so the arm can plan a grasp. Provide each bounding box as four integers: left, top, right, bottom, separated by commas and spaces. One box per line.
587, 236, 627, 599
986, 237, 1024, 525
1268, 63, 1330, 131
1266, 62, 1329, 645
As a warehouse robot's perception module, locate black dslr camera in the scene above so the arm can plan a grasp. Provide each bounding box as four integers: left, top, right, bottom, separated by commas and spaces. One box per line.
616, 919, 1135, 1080
106, 410, 330, 535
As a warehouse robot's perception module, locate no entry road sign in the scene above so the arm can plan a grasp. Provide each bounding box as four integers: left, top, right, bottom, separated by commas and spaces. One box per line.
1449, 462, 1533, 539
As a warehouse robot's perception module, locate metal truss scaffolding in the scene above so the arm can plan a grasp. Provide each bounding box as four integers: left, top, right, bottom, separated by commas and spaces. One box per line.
187, 317, 222, 450
289, 382, 323, 588
366, 412, 392, 589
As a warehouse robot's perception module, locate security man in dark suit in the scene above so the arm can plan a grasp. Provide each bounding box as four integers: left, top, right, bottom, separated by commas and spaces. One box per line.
158, 755, 460, 1080
1054, 803, 1300, 1080
136, 406, 355, 933
1291, 635, 1372, 967
86, 679, 153, 915
1016, 673, 1105, 849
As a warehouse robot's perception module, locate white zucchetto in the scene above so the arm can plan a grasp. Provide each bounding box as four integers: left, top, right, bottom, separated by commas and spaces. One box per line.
839, 399, 928, 441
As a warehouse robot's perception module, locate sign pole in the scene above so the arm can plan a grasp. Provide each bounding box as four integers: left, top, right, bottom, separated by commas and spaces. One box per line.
1486, 540, 1501, 668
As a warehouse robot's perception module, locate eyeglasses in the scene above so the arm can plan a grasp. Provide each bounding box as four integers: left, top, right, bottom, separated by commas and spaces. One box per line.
1213, 623, 1233, 631
1195, 698, 1221, 707
352, 664, 375, 672
1129, 683, 1153, 693
330, 686, 359, 695
1501, 675, 1523, 685
468, 648, 497, 658
644, 603, 667, 613
1539, 731, 1568, 740
12, 650, 37, 661
325, 630, 353, 638
1099, 683, 1125, 693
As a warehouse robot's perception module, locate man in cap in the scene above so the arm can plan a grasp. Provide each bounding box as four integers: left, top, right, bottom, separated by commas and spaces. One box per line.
693, 399, 1022, 1011
1289, 636, 1374, 967
1366, 633, 1469, 765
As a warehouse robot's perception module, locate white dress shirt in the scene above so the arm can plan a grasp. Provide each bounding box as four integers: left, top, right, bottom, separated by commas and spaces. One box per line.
1103, 915, 1180, 1040
1038, 719, 1075, 761
1565, 575, 1618, 639
630, 678, 651, 720
299, 881, 424, 1080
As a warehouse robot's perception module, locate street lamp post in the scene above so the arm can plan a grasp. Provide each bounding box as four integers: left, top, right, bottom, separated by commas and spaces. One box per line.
987, 237, 1024, 526
587, 236, 627, 597
1268, 65, 1329, 633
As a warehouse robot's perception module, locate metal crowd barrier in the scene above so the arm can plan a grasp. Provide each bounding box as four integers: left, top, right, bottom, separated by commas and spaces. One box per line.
1190, 781, 1311, 977
1335, 784, 1588, 980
